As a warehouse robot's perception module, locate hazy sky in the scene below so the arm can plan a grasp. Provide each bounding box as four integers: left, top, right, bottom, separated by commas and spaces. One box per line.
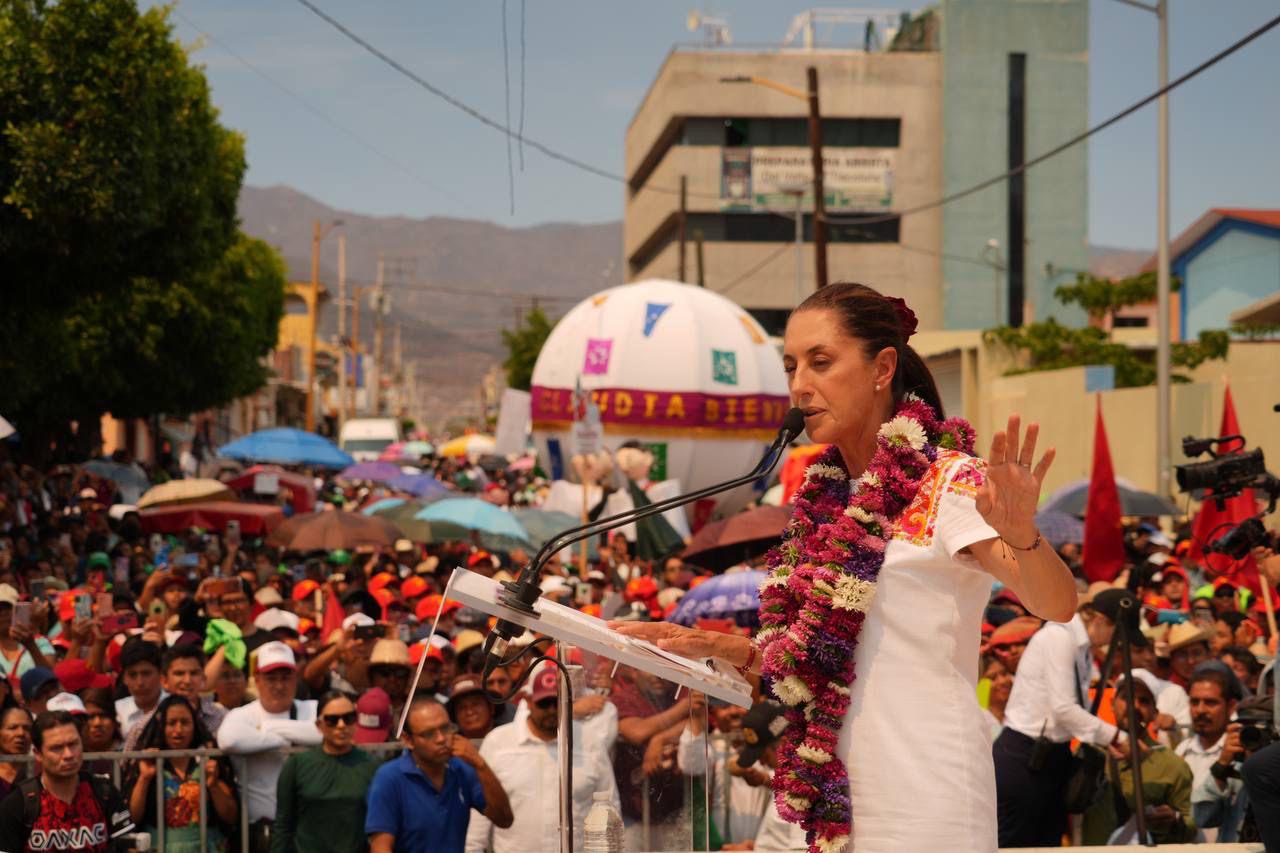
160, 0, 1280, 249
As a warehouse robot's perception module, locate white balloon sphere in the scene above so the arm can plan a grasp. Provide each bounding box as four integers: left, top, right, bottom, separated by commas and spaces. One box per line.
530, 279, 789, 517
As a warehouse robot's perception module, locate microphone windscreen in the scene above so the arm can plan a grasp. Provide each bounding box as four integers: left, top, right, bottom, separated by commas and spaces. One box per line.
782, 407, 806, 439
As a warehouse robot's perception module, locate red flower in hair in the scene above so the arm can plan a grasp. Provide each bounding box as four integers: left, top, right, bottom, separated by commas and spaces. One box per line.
885, 296, 918, 340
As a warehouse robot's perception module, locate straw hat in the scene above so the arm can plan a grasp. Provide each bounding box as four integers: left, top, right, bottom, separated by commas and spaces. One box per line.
1166, 622, 1214, 656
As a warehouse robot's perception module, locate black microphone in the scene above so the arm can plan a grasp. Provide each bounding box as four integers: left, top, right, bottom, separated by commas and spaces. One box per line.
481, 406, 806, 667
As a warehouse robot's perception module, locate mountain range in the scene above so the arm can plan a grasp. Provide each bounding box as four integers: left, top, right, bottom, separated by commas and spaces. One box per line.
236, 185, 1151, 424
237, 185, 622, 424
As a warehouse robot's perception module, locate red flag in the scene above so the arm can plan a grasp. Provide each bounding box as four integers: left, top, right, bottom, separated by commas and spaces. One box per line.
1189, 385, 1260, 594
1082, 396, 1126, 583
319, 585, 345, 643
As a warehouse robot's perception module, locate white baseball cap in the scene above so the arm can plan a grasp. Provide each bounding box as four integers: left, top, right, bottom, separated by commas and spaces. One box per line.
254, 609, 300, 634
254, 587, 284, 608
46, 693, 87, 716
342, 613, 375, 631
254, 641, 297, 674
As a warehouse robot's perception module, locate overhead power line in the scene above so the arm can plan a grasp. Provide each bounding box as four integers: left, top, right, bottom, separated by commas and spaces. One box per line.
292, 0, 640, 187
825, 11, 1280, 227
293, 1, 1277, 227
718, 244, 794, 295
174, 10, 476, 213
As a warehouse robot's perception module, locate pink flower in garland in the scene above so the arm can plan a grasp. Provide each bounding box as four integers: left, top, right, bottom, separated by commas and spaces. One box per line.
755, 396, 974, 853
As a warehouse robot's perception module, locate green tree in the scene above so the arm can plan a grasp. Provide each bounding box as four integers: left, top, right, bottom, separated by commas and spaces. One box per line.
0, 0, 285, 451
984, 270, 1228, 387
1052, 270, 1178, 327
501, 306, 555, 391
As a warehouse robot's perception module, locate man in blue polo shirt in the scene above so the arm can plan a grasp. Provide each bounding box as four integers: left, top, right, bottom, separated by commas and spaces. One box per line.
367, 696, 513, 852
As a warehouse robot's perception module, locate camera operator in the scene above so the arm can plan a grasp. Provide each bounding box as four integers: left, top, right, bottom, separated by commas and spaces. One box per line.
994, 589, 1133, 848
1231, 541, 1280, 850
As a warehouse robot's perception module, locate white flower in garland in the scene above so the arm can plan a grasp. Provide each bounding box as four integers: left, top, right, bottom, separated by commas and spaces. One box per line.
827, 681, 851, 696
784, 793, 813, 812
843, 505, 874, 525
877, 415, 928, 450
817, 834, 850, 853
805, 462, 846, 482
831, 575, 876, 612
759, 573, 791, 591
774, 675, 814, 706
858, 470, 881, 488
755, 626, 783, 645
796, 743, 833, 765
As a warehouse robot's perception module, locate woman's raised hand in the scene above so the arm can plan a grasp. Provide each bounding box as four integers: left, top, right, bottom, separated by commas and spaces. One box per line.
976, 414, 1055, 546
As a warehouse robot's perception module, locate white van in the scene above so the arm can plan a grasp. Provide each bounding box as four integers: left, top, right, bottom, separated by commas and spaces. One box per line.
339, 418, 402, 461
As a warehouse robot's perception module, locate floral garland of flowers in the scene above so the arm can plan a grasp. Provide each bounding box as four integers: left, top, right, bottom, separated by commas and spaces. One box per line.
757, 395, 976, 853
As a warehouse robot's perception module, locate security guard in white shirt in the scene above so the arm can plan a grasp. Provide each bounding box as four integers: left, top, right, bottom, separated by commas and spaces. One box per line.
994, 588, 1134, 847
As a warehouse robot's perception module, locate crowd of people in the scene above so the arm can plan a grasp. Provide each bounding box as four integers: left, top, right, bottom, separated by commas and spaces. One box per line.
0, 449, 1277, 851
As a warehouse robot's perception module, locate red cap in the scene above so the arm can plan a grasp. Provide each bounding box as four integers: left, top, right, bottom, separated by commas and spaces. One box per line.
415, 594, 462, 622
528, 664, 559, 703
369, 573, 398, 593
625, 577, 659, 601
401, 577, 429, 599
54, 659, 113, 693
355, 687, 391, 744
409, 639, 445, 666
291, 580, 319, 602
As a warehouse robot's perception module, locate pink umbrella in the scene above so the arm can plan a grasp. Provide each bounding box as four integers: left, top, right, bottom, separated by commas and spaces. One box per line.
507, 456, 536, 473
378, 442, 406, 461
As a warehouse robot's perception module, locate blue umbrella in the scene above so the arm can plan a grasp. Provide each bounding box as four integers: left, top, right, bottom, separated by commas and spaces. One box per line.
218, 428, 354, 468
415, 498, 530, 543
1034, 510, 1085, 547
386, 473, 451, 498
669, 570, 767, 629
362, 497, 407, 516
511, 508, 599, 559
81, 459, 152, 505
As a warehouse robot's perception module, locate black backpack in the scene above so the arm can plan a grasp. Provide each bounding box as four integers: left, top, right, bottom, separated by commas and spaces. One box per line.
17, 772, 120, 835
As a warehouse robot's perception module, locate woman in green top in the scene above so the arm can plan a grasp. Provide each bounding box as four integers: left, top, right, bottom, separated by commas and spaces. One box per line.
272, 691, 381, 853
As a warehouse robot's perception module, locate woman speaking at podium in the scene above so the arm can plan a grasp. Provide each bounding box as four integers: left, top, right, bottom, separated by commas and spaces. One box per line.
614, 283, 1077, 853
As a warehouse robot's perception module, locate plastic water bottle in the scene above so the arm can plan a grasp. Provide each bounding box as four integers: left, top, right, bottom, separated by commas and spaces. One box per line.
583, 790, 624, 852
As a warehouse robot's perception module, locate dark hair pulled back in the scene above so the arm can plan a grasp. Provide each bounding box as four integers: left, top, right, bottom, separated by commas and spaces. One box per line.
796, 282, 944, 416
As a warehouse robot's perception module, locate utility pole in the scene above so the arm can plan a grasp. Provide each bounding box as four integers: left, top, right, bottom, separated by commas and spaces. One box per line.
394, 323, 403, 416
1155, 0, 1172, 498
305, 219, 341, 432
395, 323, 403, 377
372, 256, 386, 416
351, 290, 360, 418
694, 229, 706, 287
305, 222, 322, 432
678, 175, 688, 283
806, 66, 828, 290
336, 233, 347, 437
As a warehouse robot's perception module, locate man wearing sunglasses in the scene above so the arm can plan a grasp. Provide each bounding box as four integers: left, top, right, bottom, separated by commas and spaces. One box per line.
366, 697, 512, 853
463, 664, 620, 853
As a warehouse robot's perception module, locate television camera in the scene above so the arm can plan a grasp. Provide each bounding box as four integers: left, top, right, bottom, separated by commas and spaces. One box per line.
1175, 434, 1280, 559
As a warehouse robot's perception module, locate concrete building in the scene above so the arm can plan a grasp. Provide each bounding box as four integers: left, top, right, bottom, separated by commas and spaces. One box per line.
1137, 208, 1280, 339
623, 1, 1088, 336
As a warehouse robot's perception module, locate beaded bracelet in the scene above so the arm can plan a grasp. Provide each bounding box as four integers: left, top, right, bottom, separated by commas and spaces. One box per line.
1005, 531, 1043, 552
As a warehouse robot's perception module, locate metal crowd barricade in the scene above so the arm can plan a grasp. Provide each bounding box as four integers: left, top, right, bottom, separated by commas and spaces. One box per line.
0, 741, 405, 851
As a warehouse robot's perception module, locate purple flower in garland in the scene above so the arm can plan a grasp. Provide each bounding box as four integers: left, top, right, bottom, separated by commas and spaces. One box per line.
755, 398, 975, 853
